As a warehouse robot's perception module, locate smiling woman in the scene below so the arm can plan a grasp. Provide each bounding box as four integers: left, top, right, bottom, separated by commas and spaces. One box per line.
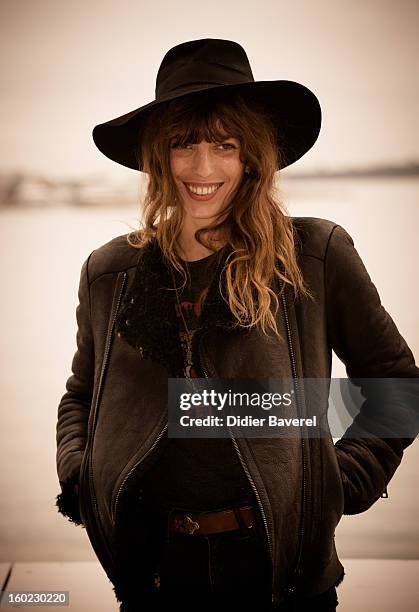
56, 38, 419, 612
133, 87, 312, 338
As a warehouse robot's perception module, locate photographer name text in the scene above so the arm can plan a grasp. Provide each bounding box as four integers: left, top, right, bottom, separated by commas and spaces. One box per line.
179, 415, 317, 427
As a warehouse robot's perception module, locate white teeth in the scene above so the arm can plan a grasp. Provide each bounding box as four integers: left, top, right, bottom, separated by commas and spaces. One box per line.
185, 183, 222, 195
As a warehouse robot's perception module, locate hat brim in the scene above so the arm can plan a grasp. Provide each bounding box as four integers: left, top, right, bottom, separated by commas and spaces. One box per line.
92, 80, 321, 172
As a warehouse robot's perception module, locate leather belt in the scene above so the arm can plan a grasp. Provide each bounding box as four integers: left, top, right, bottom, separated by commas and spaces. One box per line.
168, 505, 255, 536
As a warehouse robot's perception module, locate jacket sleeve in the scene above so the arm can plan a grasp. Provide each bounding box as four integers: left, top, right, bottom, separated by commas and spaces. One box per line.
325, 224, 419, 515
55, 253, 95, 525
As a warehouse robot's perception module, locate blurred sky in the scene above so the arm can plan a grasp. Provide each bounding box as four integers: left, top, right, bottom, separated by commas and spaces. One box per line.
1, 0, 418, 181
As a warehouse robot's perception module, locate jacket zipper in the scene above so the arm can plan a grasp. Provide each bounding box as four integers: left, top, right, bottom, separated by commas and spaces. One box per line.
96, 272, 307, 599
198, 331, 277, 604
112, 422, 168, 525
281, 290, 307, 597
83, 271, 127, 574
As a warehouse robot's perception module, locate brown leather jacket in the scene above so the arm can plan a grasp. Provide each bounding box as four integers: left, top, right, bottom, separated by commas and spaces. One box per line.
55, 216, 419, 608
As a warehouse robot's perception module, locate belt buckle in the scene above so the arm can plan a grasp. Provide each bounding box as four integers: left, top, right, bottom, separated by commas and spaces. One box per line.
174, 514, 200, 535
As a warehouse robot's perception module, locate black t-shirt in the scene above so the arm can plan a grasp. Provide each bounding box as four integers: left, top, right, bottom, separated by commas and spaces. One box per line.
175, 249, 218, 378
139, 250, 256, 512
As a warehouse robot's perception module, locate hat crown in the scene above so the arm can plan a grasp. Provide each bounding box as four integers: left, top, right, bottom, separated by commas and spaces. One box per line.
155, 38, 255, 101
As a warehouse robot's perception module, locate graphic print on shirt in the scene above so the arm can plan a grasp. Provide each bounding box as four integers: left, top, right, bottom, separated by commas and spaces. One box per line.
174, 250, 221, 378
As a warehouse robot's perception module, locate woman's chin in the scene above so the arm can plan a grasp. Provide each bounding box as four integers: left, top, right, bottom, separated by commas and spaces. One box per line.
182, 201, 224, 220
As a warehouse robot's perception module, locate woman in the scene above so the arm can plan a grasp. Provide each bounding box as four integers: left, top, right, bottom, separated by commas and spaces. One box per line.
55, 39, 419, 612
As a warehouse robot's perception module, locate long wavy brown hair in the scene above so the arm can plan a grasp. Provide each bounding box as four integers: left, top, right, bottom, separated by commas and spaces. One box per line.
127, 87, 313, 339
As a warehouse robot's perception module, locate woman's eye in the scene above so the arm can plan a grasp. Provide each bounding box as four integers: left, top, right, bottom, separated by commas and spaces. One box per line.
170, 142, 236, 151
170, 142, 193, 149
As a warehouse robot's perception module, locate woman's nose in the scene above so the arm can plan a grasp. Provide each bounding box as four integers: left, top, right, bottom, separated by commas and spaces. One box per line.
190, 147, 216, 176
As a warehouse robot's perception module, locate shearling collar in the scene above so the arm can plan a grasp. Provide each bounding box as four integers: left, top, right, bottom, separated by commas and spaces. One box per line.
115, 238, 254, 377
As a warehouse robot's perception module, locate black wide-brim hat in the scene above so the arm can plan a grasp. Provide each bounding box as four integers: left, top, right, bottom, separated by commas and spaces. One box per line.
92, 38, 322, 172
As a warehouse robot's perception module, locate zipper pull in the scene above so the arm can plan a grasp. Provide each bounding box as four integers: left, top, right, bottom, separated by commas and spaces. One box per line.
285, 583, 297, 597
283, 566, 302, 602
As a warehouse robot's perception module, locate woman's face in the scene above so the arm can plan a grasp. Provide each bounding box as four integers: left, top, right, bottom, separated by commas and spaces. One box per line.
169, 126, 245, 223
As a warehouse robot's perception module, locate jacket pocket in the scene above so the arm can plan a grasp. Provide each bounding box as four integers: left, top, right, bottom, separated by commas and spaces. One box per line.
76, 456, 84, 524
312, 438, 345, 565
77, 446, 90, 526
325, 440, 345, 526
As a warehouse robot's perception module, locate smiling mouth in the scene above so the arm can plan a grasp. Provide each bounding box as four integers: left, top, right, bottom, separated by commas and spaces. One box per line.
183, 182, 224, 195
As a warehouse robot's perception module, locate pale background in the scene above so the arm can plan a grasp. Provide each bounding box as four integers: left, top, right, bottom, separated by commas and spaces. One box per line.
0, 0, 418, 591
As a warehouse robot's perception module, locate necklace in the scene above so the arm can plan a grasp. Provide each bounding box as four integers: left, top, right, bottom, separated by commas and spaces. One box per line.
169, 266, 193, 342
169, 265, 196, 378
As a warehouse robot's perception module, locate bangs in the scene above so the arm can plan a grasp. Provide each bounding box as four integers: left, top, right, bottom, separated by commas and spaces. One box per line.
165, 95, 237, 146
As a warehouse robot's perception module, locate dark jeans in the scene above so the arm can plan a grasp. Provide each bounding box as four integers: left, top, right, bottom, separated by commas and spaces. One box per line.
142, 518, 339, 611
